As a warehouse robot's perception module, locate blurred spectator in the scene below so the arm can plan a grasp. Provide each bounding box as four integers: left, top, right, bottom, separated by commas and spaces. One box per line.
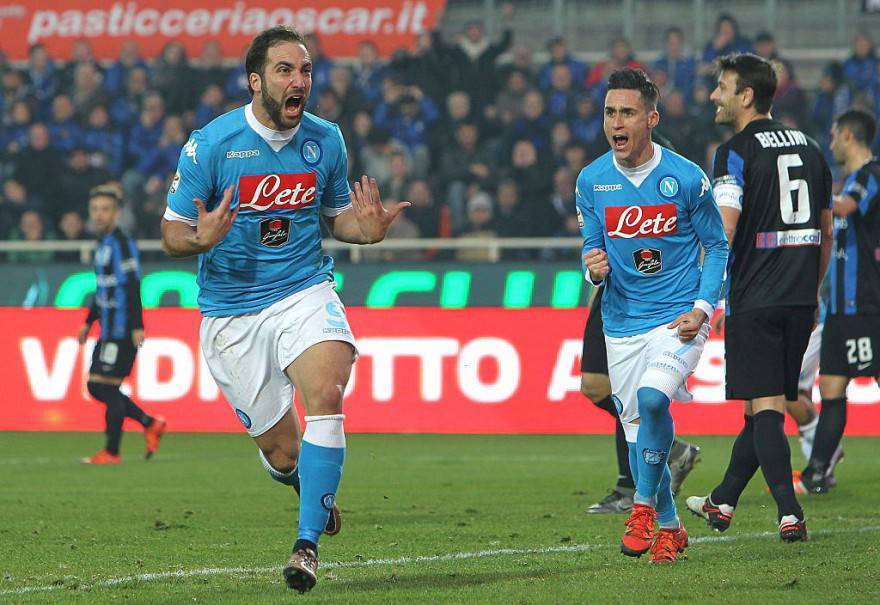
346, 109, 373, 176
0, 179, 41, 238
59, 147, 112, 220
496, 69, 531, 126
55, 210, 87, 262
497, 45, 536, 88
432, 3, 514, 111
47, 94, 83, 152
225, 51, 251, 104
754, 31, 787, 66
131, 115, 185, 197
126, 92, 166, 171
433, 90, 473, 154
772, 61, 809, 131
304, 33, 335, 109
385, 151, 413, 203
390, 32, 449, 104
456, 191, 496, 261
13, 123, 64, 213
83, 104, 124, 176
8, 210, 55, 263
359, 128, 402, 190
493, 178, 532, 238
586, 37, 647, 93
652, 27, 696, 101
404, 179, 441, 238
562, 140, 590, 175
104, 41, 149, 96
539, 36, 588, 91
843, 31, 878, 92
328, 66, 369, 132
194, 84, 226, 128
550, 121, 574, 166
3, 70, 30, 118
549, 166, 575, 226
3, 100, 33, 153
71, 62, 108, 119
700, 13, 753, 73
440, 121, 495, 230
193, 40, 230, 98
316, 88, 343, 125
27, 44, 57, 114
502, 139, 553, 232
656, 88, 702, 162
152, 41, 194, 114
545, 64, 578, 120
109, 66, 150, 130
570, 93, 603, 150
353, 40, 387, 104
813, 62, 852, 161
507, 90, 550, 153
373, 84, 437, 177
60, 40, 102, 92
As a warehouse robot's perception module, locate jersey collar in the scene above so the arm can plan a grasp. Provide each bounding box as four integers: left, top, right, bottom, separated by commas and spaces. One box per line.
245, 102, 300, 152
612, 142, 663, 188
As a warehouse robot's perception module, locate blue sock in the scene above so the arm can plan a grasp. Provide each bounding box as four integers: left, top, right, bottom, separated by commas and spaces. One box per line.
297, 415, 345, 545
634, 387, 674, 508
655, 465, 679, 528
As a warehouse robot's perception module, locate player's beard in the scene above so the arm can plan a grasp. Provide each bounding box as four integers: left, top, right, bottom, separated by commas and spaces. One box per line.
714, 101, 735, 125
260, 79, 306, 130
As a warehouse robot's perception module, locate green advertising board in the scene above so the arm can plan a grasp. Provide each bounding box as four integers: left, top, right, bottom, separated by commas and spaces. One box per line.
2, 262, 593, 309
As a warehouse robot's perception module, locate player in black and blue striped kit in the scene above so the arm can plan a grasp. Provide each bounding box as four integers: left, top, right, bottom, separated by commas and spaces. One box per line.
78, 185, 166, 465
799, 109, 880, 493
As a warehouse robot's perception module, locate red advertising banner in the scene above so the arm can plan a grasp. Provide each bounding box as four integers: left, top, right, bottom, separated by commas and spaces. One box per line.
1, 307, 879, 435
0, 0, 445, 61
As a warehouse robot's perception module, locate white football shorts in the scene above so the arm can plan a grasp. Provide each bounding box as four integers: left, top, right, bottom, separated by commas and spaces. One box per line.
797, 322, 823, 394
606, 322, 710, 441
200, 281, 357, 437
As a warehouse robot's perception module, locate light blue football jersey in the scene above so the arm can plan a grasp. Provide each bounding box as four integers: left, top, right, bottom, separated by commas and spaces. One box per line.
576, 144, 728, 337
166, 104, 351, 316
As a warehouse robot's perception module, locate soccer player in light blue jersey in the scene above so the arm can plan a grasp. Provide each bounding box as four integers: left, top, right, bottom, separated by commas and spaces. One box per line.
576, 69, 728, 562
160, 27, 408, 593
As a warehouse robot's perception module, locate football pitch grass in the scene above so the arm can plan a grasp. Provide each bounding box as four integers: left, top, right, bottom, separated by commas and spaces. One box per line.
1, 433, 879, 604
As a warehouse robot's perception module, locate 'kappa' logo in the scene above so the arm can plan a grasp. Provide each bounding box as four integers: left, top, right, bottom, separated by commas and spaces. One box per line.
226, 149, 260, 159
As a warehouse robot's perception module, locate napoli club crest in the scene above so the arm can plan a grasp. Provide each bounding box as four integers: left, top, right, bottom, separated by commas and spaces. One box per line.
259, 217, 290, 247
632, 247, 662, 274
301, 139, 322, 165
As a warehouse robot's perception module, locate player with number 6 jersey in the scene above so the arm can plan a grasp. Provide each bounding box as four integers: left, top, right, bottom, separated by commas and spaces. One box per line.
687, 53, 833, 543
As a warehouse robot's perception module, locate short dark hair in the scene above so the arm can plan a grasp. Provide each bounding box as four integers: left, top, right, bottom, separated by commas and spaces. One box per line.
717, 53, 777, 114
835, 108, 877, 146
607, 68, 660, 109
245, 26, 307, 95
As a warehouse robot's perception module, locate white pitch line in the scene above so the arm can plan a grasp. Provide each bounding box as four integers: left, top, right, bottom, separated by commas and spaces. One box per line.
2, 525, 878, 597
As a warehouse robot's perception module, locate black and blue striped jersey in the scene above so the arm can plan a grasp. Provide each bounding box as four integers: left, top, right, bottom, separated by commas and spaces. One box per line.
829, 157, 880, 316
712, 118, 833, 314
85, 228, 143, 340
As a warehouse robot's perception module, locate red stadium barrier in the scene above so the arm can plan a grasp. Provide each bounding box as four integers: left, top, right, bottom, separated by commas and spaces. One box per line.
2, 307, 879, 435
3, 0, 445, 61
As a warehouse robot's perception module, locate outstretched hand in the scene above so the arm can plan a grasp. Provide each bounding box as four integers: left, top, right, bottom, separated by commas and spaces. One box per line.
668, 309, 708, 342
350, 175, 410, 244
194, 185, 237, 250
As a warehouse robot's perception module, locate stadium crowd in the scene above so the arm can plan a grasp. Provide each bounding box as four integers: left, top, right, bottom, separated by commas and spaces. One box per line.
1, 12, 879, 260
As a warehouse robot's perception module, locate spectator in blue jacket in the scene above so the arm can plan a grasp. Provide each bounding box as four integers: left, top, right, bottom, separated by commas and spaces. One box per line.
104, 41, 149, 96
843, 31, 878, 92
47, 94, 83, 152
82, 104, 125, 176
652, 27, 696, 101
538, 37, 588, 91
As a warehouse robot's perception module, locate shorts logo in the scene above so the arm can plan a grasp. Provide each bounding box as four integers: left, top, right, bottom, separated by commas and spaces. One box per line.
642, 448, 666, 465
611, 395, 623, 415
658, 176, 679, 198
235, 409, 252, 429
632, 247, 662, 274
259, 217, 290, 247
301, 139, 322, 165
325, 301, 348, 329
321, 493, 335, 511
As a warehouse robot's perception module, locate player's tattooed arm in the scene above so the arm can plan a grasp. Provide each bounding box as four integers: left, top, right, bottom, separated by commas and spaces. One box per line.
161, 186, 238, 257
327, 175, 410, 244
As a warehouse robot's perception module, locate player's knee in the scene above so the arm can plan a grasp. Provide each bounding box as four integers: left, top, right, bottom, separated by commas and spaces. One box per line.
305, 383, 345, 415
262, 446, 298, 475
637, 387, 670, 417
580, 374, 610, 402
87, 381, 116, 402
